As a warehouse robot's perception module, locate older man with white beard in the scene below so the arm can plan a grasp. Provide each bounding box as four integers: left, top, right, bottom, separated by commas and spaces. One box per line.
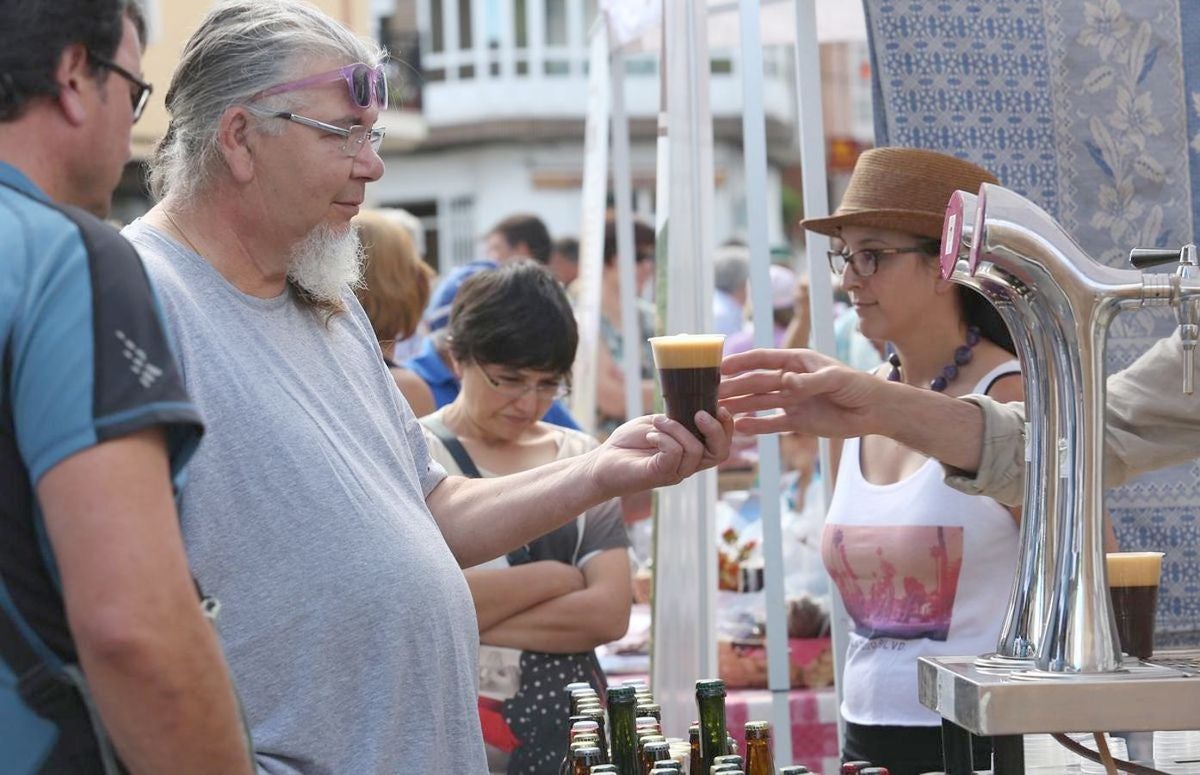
121, 2, 731, 772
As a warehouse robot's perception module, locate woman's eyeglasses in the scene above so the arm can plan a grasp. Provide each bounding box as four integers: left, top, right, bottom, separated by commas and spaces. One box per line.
253, 63, 388, 111
89, 53, 152, 122
826, 246, 930, 277
477, 364, 570, 401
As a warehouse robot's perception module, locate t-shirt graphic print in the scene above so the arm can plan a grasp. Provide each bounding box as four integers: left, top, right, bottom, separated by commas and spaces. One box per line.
823, 524, 964, 642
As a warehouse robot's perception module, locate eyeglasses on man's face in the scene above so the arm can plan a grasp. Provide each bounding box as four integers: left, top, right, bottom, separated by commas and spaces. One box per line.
89, 52, 152, 122
265, 111, 386, 157
477, 363, 570, 401
826, 246, 930, 277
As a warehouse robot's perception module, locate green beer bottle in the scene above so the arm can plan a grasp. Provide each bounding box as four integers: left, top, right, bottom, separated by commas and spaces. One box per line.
695, 679, 729, 774
607, 685, 639, 775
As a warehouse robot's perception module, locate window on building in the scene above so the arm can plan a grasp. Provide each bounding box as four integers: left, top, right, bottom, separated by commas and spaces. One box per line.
449, 195, 476, 268
545, 0, 567, 45
388, 199, 440, 272
430, 0, 444, 53
458, 0, 473, 49
514, 0, 528, 48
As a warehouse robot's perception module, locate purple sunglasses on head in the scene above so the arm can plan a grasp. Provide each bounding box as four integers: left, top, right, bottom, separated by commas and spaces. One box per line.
254, 62, 388, 110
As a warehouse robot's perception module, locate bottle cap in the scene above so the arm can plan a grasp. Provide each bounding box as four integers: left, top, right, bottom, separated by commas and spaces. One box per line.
695, 678, 727, 697
607, 686, 637, 704
744, 721, 770, 738
714, 754, 743, 764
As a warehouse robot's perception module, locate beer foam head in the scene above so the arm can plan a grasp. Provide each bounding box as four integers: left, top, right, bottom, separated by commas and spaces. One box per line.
1106, 552, 1164, 587
648, 334, 726, 368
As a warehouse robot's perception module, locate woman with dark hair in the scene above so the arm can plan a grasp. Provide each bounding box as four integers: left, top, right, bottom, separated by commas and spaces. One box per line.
420, 263, 631, 775
801, 148, 1023, 775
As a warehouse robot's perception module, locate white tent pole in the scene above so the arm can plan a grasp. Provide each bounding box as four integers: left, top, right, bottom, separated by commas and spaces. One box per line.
738, 0, 793, 765
609, 36, 643, 420
792, 0, 847, 754
651, 0, 719, 738
569, 18, 612, 436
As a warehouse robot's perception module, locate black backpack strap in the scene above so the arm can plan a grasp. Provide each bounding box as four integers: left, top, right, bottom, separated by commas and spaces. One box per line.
424, 415, 483, 479
423, 415, 532, 565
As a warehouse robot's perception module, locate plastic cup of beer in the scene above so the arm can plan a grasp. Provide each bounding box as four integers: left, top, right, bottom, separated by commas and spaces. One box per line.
648, 334, 725, 439
1106, 551, 1165, 660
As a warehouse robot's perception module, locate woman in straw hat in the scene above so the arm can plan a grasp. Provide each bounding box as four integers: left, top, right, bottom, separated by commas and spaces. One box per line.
803, 147, 1023, 774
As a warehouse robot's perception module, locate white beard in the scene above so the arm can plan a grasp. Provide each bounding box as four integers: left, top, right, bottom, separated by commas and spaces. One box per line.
286, 224, 365, 305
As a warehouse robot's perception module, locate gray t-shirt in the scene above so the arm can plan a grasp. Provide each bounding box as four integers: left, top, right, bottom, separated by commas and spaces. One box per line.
124, 220, 485, 773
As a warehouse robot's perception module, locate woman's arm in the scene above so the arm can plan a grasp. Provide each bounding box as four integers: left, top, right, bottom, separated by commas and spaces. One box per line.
465, 560, 586, 632
479, 549, 633, 652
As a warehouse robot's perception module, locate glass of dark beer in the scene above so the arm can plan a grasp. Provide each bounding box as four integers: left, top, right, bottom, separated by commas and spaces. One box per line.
1106, 551, 1164, 661
648, 334, 725, 439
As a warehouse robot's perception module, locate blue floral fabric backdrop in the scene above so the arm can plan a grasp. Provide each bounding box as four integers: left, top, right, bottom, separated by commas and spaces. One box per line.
864, 0, 1198, 644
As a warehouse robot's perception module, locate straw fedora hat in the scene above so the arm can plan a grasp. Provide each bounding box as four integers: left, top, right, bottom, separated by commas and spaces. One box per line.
801, 147, 998, 241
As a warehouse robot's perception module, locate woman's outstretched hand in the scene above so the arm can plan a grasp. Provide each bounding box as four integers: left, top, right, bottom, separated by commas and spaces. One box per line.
719, 348, 887, 439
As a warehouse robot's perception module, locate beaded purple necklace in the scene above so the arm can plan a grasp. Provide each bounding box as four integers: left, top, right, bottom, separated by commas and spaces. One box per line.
887, 326, 982, 392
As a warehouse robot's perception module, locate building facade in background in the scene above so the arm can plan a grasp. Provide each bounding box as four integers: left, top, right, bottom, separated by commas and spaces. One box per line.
373, 0, 874, 272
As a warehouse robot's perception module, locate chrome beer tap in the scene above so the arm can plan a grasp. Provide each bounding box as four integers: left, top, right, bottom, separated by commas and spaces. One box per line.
1128, 244, 1200, 394
967, 183, 1192, 674
939, 190, 1063, 662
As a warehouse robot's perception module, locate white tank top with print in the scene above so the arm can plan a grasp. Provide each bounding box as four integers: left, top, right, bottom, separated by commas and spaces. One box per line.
821, 361, 1021, 727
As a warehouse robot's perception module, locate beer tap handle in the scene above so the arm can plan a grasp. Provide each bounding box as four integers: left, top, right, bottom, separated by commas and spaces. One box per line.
1175, 245, 1199, 394
1129, 248, 1183, 269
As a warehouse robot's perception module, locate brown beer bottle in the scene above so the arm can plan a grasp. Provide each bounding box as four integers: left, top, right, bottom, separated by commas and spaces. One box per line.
743, 722, 774, 775
580, 707, 609, 763
689, 724, 703, 775
641, 740, 671, 774
571, 745, 604, 775
695, 679, 729, 774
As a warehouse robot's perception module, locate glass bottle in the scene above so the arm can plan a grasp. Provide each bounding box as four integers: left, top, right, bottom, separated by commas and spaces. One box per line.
580, 707, 609, 763
695, 679, 729, 774
743, 722, 774, 775
641, 740, 671, 775
571, 745, 604, 775
635, 702, 663, 722
607, 685, 640, 775
689, 723, 703, 775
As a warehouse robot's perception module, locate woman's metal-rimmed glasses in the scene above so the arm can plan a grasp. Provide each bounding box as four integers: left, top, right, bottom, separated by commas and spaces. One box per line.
88, 53, 152, 122
266, 111, 386, 157
253, 63, 388, 110
826, 246, 930, 277
476, 363, 571, 401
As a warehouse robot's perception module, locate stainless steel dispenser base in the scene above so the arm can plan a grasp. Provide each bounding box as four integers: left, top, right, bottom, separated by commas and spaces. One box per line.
920, 651, 1200, 736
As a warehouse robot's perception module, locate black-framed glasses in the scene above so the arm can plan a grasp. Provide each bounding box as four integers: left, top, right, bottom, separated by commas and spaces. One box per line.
88, 53, 152, 122
264, 111, 386, 157
477, 363, 570, 401
826, 246, 929, 277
